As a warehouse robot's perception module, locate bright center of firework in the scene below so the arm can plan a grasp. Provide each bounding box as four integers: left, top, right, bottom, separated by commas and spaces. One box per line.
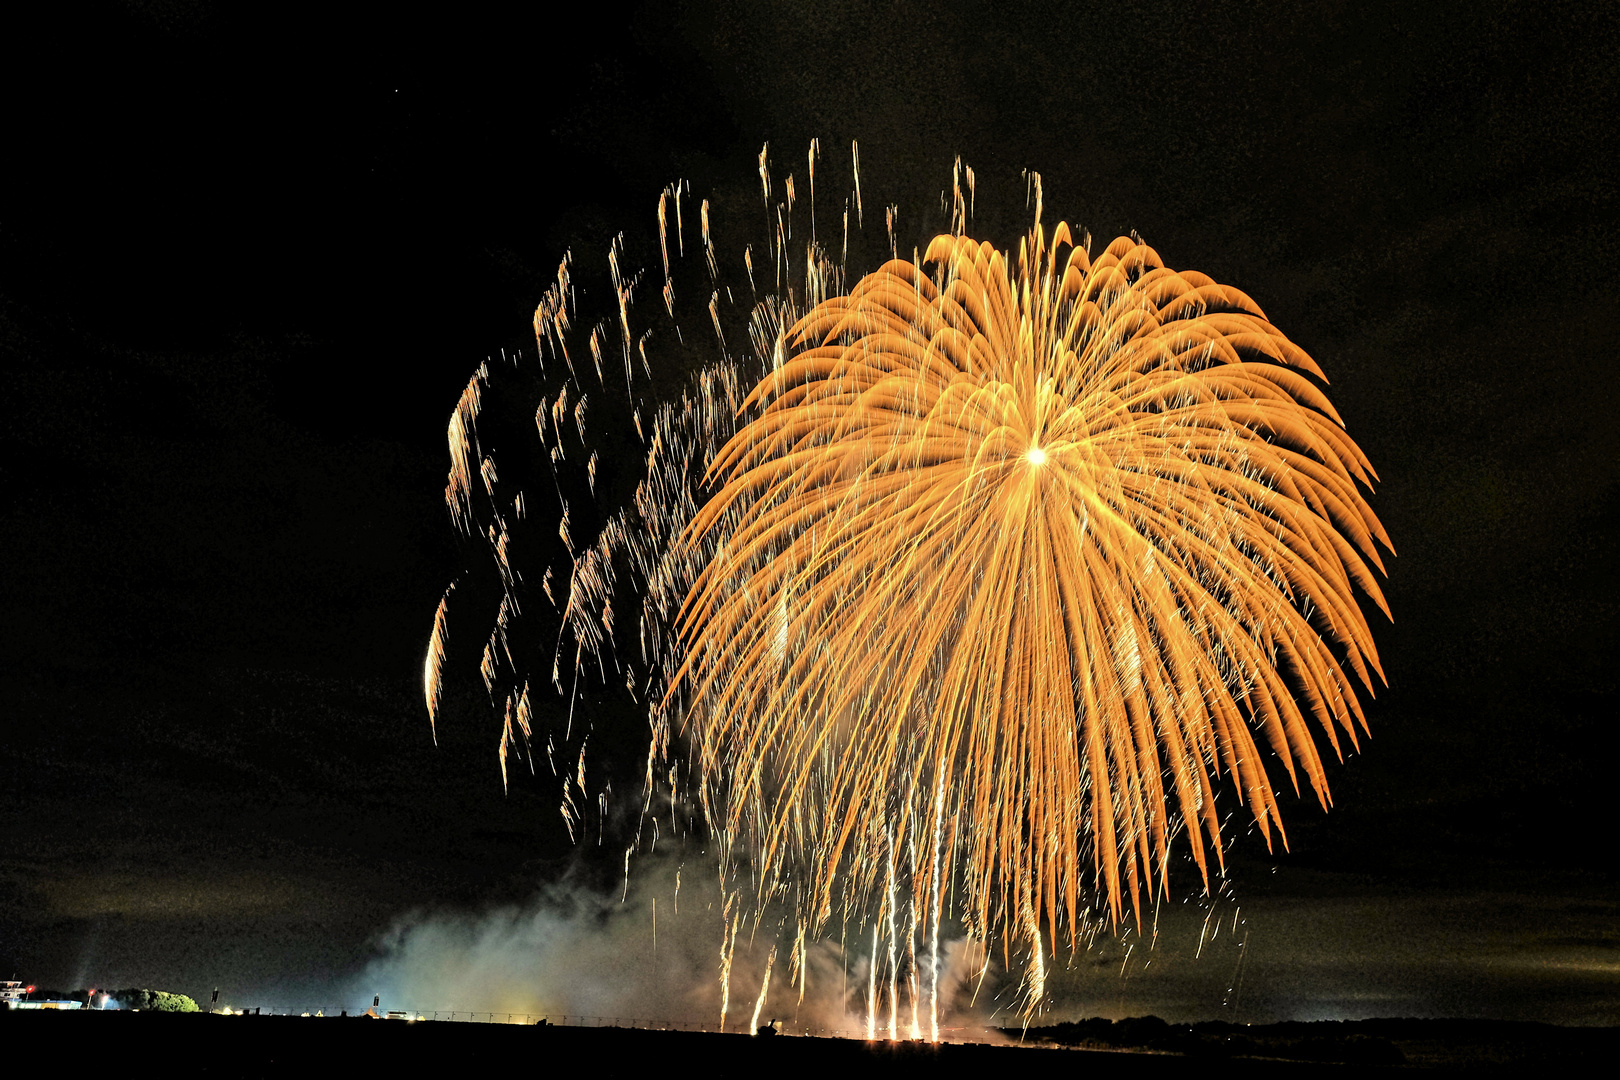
1025, 446, 1047, 466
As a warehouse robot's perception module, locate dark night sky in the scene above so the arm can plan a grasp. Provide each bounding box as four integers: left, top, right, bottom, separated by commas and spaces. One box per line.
3, 0, 1616, 1023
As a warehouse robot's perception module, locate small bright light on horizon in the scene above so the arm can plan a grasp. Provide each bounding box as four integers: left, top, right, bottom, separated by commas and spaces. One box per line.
1026, 446, 1047, 466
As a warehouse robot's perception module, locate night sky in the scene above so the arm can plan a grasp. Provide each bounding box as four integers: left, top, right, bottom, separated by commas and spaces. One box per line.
3, 0, 1616, 1024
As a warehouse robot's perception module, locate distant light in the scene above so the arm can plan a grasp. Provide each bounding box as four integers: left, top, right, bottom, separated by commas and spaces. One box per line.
1026, 446, 1047, 466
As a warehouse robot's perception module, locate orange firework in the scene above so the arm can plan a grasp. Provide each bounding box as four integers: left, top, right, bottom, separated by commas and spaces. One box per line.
427, 148, 1389, 1024
669, 214, 1390, 1002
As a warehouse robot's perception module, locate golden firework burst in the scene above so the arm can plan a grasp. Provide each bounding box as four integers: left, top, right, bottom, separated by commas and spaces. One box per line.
427, 148, 1390, 1025
671, 218, 1391, 982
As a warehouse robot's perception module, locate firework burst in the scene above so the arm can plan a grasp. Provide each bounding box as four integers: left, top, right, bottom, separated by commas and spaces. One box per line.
427, 148, 1389, 1022
670, 210, 1389, 1010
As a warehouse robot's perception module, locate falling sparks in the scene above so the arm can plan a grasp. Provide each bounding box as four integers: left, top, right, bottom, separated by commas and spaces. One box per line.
444, 369, 483, 533
423, 584, 454, 740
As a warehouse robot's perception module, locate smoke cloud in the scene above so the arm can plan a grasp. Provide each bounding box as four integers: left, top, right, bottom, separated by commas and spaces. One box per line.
359, 854, 998, 1034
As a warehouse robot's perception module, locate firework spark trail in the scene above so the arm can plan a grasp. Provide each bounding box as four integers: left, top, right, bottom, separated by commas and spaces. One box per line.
866, 923, 878, 1041
443, 368, 484, 534
907, 887, 921, 1040
928, 775, 945, 1040
423, 584, 454, 740
427, 143, 1389, 1022
884, 828, 898, 1038
749, 945, 777, 1033
718, 898, 740, 1033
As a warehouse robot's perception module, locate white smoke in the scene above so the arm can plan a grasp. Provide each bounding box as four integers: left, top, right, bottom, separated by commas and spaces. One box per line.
359, 855, 998, 1035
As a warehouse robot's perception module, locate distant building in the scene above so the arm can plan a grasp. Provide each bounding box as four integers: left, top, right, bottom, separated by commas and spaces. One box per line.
3, 982, 83, 1010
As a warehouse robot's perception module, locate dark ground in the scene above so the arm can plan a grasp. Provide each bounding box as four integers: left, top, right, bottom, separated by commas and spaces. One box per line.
8, 1010, 1619, 1075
